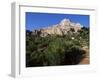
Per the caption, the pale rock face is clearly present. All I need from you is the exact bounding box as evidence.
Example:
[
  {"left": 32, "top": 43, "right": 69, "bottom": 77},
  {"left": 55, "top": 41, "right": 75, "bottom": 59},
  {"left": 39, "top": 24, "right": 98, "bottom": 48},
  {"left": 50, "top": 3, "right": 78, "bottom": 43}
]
[
  {"left": 60, "top": 18, "right": 70, "bottom": 27},
  {"left": 33, "top": 18, "right": 83, "bottom": 37},
  {"left": 74, "top": 23, "right": 83, "bottom": 32},
  {"left": 75, "top": 23, "right": 83, "bottom": 28},
  {"left": 40, "top": 26, "right": 63, "bottom": 36},
  {"left": 70, "top": 23, "right": 76, "bottom": 27}
]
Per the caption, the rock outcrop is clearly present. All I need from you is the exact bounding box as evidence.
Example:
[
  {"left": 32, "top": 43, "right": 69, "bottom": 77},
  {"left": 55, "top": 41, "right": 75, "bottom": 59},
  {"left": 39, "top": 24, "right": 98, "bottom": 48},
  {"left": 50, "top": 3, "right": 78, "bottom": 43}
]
[{"left": 32, "top": 18, "right": 83, "bottom": 37}]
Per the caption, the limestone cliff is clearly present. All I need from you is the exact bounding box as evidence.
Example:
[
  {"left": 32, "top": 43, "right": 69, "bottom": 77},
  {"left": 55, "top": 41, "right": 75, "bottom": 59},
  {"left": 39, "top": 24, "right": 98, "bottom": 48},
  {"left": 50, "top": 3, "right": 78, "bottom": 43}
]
[{"left": 32, "top": 18, "right": 83, "bottom": 37}]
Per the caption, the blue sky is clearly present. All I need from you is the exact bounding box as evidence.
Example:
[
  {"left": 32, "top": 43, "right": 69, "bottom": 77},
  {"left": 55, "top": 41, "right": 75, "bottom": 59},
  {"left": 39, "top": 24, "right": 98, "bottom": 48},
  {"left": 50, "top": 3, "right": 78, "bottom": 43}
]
[{"left": 26, "top": 12, "right": 90, "bottom": 31}]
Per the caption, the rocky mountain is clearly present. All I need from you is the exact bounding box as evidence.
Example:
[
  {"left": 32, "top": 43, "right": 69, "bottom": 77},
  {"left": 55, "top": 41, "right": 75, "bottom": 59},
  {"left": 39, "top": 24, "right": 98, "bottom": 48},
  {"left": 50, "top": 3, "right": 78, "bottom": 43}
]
[{"left": 32, "top": 18, "right": 83, "bottom": 37}]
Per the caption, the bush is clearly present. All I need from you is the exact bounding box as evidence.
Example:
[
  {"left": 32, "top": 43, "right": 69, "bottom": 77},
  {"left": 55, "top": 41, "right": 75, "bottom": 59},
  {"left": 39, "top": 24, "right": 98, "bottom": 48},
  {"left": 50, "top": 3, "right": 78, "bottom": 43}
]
[
  {"left": 26, "top": 30, "right": 87, "bottom": 67},
  {"left": 64, "top": 46, "right": 85, "bottom": 65}
]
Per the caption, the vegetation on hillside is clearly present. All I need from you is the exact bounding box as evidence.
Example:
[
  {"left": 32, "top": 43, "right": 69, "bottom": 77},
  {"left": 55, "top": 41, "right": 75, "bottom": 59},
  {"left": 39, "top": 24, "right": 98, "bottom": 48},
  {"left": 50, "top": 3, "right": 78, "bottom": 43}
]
[{"left": 26, "top": 27, "right": 89, "bottom": 67}]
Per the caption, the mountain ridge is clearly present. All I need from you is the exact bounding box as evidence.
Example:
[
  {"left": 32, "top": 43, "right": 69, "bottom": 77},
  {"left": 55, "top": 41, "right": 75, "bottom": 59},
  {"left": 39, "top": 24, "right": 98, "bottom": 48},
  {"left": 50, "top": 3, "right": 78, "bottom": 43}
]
[{"left": 32, "top": 18, "right": 83, "bottom": 37}]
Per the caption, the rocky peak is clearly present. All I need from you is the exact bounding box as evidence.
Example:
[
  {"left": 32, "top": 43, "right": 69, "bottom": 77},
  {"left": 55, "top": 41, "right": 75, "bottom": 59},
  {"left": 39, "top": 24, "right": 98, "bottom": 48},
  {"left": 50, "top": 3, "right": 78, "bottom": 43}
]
[
  {"left": 33, "top": 18, "right": 83, "bottom": 37},
  {"left": 60, "top": 18, "right": 70, "bottom": 26}
]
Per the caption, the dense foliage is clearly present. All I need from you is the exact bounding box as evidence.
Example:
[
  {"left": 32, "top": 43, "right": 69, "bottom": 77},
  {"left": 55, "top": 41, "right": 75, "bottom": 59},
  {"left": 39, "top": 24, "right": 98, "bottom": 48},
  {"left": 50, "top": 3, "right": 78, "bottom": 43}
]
[{"left": 26, "top": 27, "right": 89, "bottom": 67}]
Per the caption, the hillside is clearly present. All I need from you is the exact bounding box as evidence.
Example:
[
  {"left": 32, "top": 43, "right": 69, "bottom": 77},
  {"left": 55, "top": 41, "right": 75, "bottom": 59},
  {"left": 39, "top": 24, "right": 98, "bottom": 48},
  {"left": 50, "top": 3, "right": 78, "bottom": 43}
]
[{"left": 26, "top": 18, "right": 89, "bottom": 67}]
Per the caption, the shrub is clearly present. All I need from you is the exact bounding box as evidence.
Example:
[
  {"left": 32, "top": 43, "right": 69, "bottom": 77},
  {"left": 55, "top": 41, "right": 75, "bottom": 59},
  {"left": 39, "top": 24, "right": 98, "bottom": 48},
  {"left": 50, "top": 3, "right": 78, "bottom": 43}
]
[
  {"left": 64, "top": 46, "right": 85, "bottom": 65},
  {"left": 26, "top": 30, "right": 87, "bottom": 67}
]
